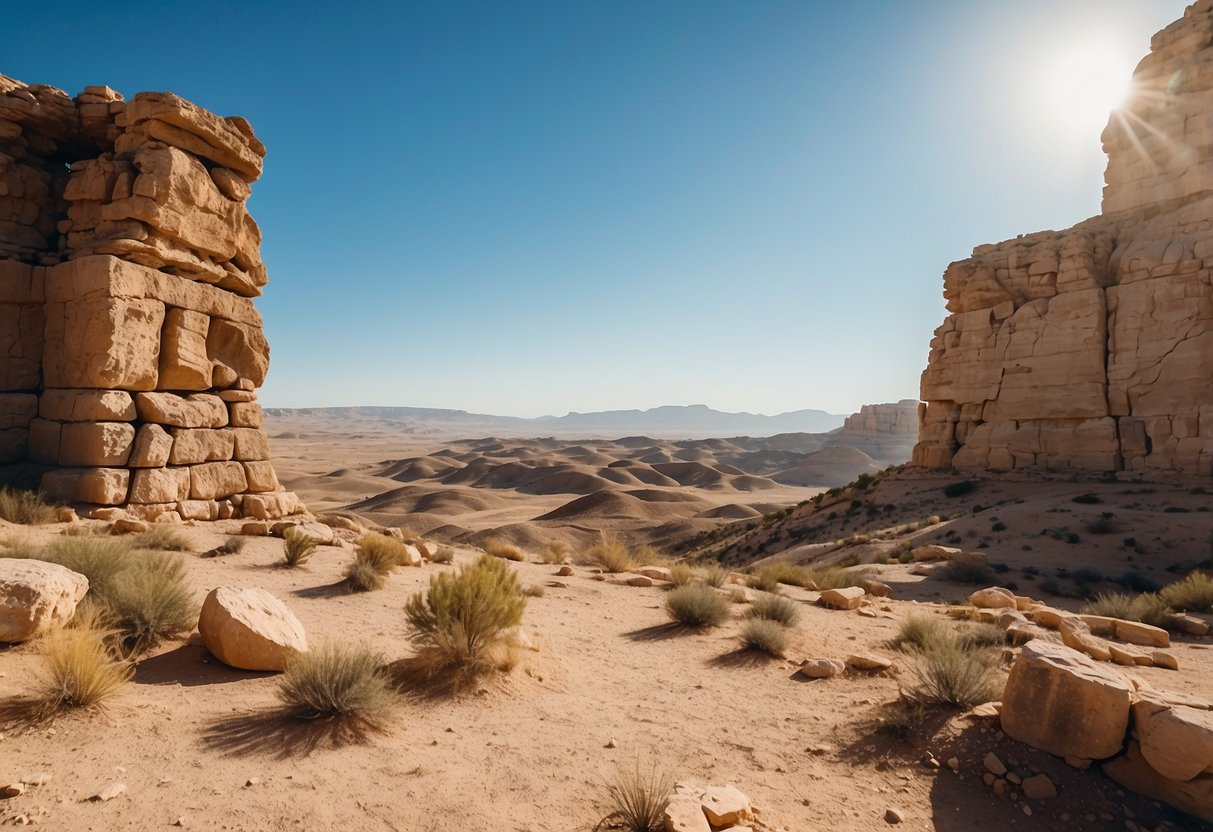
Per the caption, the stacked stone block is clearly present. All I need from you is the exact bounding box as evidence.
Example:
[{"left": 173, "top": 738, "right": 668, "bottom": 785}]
[
  {"left": 913, "top": 1, "right": 1213, "bottom": 479},
  {"left": 0, "top": 75, "right": 301, "bottom": 520}
]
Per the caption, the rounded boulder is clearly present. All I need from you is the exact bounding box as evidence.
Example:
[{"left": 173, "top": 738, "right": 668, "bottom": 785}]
[
  {"left": 198, "top": 586, "right": 308, "bottom": 671},
  {"left": 0, "top": 559, "right": 89, "bottom": 642}
]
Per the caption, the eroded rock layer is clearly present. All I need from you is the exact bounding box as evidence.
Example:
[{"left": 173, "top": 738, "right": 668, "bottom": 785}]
[
  {"left": 914, "top": 1, "right": 1213, "bottom": 478},
  {"left": 0, "top": 75, "right": 301, "bottom": 520}
]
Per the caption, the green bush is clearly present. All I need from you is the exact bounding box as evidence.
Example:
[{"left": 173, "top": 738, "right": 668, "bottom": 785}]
[
  {"left": 895, "top": 614, "right": 954, "bottom": 652},
  {"left": 665, "top": 583, "right": 729, "bottom": 628},
  {"left": 277, "top": 642, "right": 392, "bottom": 725},
  {"left": 0, "top": 487, "right": 57, "bottom": 525},
  {"left": 1082, "top": 592, "right": 1178, "bottom": 629},
  {"left": 39, "top": 536, "right": 133, "bottom": 598},
  {"left": 282, "top": 527, "right": 317, "bottom": 568},
  {"left": 403, "top": 555, "right": 526, "bottom": 674},
  {"left": 739, "top": 618, "right": 789, "bottom": 657},
  {"left": 748, "top": 593, "right": 799, "bottom": 626}
]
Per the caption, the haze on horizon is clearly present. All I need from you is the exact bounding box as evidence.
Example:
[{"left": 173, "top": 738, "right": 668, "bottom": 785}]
[{"left": 2, "top": 0, "right": 1188, "bottom": 419}]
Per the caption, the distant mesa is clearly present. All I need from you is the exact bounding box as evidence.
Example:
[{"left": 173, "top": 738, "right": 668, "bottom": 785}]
[
  {"left": 914, "top": 5, "right": 1213, "bottom": 477},
  {"left": 0, "top": 75, "right": 300, "bottom": 521}
]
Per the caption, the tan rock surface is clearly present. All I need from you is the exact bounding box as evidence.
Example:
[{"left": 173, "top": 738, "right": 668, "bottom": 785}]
[
  {"left": 197, "top": 586, "right": 307, "bottom": 672},
  {"left": 0, "top": 558, "right": 89, "bottom": 642}
]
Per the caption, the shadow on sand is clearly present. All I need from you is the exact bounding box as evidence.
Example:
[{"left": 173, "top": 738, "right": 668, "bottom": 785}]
[{"left": 200, "top": 707, "right": 386, "bottom": 758}]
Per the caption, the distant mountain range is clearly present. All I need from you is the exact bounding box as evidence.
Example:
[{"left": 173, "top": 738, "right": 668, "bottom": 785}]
[{"left": 262, "top": 403, "right": 847, "bottom": 439}]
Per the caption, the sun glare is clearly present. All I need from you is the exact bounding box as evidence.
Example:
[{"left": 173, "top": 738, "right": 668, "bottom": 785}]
[{"left": 1040, "top": 40, "right": 1137, "bottom": 137}]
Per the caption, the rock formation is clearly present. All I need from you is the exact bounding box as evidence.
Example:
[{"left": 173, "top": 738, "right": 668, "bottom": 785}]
[
  {"left": 914, "top": 2, "right": 1213, "bottom": 478},
  {"left": 0, "top": 75, "right": 301, "bottom": 520}
]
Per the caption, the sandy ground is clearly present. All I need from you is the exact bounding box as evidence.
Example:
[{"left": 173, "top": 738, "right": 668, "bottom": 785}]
[{"left": 1, "top": 516, "right": 1210, "bottom": 832}]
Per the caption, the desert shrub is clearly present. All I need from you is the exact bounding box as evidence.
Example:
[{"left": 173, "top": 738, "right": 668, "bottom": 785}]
[
  {"left": 959, "top": 622, "right": 1006, "bottom": 649},
  {"left": 1072, "top": 567, "right": 1104, "bottom": 585},
  {"left": 99, "top": 552, "right": 196, "bottom": 655},
  {"left": 811, "top": 566, "right": 864, "bottom": 590},
  {"left": 202, "top": 536, "right": 247, "bottom": 557},
  {"left": 739, "top": 618, "right": 789, "bottom": 657},
  {"left": 282, "top": 527, "right": 317, "bottom": 568},
  {"left": 0, "top": 487, "right": 57, "bottom": 525},
  {"left": 1085, "top": 513, "right": 1118, "bottom": 534},
  {"left": 1072, "top": 493, "right": 1103, "bottom": 504},
  {"left": 35, "top": 608, "right": 132, "bottom": 711},
  {"left": 878, "top": 699, "right": 925, "bottom": 740},
  {"left": 40, "top": 536, "right": 134, "bottom": 599},
  {"left": 748, "top": 593, "right": 799, "bottom": 626},
  {"left": 903, "top": 643, "right": 1000, "bottom": 708},
  {"left": 483, "top": 536, "right": 525, "bottom": 562},
  {"left": 745, "top": 569, "right": 780, "bottom": 593},
  {"left": 523, "top": 584, "right": 546, "bottom": 598},
  {"left": 129, "top": 525, "right": 192, "bottom": 552},
  {"left": 936, "top": 559, "right": 996, "bottom": 585},
  {"left": 747, "top": 562, "right": 820, "bottom": 591},
  {"left": 0, "top": 536, "right": 40, "bottom": 558},
  {"left": 895, "top": 614, "right": 953, "bottom": 652},
  {"left": 1161, "top": 572, "right": 1213, "bottom": 612},
  {"left": 632, "top": 544, "right": 664, "bottom": 567},
  {"left": 1082, "top": 592, "right": 1177, "bottom": 629},
  {"left": 277, "top": 642, "right": 392, "bottom": 726},
  {"left": 1116, "top": 570, "right": 1161, "bottom": 593},
  {"left": 943, "top": 480, "right": 976, "bottom": 498},
  {"left": 344, "top": 536, "right": 401, "bottom": 592},
  {"left": 665, "top": 583, "right": 729, "bottom": 628},
  {"left": 403, "top": 555, "right": 526, "bottom": 674},
  {"left": 668, "top": 563, "right": 696, "bottom": 586},
  {"left": 599, "top": 763, "right": 672, "bottom": 832},
  {"left": 584, "top": 533, "right": 633, "bottom": 573},
  {"left": 702, "top": 564, "right": 728, "bottom": 588},
  {"left": 431, "top": 544, "right": 456, "bottom": 564},
  {"left": 59, "top": 523, "right": 106, "bottom": 537},
  {"left": 539, "top": 539, "right": 569, "bottom": 564},
  {"left": 727, "top": 587, "right": 749, "bottom": 604}
]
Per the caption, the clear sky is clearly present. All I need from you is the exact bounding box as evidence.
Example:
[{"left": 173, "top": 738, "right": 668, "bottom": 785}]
[{"left": 2, "top": 1, "right": 1189, "bottom": 417}]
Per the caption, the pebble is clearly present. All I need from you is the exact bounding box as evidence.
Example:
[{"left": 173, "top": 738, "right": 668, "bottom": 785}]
[
  {"left": 604, "top": 738, "right": 617, "bottom": 749},
  {"left": 91, "top": 783, "right": 126, "bottom": 802},
  {"left": 984, "top": 752, "right": 1007, "bottom": 776},
  {"left": 2, "top": 783, "right": 25, "bottom": 798},
  {"left": 20, "top": 774, "right": 50, "bottom": 787},
  {"left": 946, "top": 757, "right": 959, "bottom": 772},
  {"left": 884, "top": 807, "right": 904, "bottom": 824}
]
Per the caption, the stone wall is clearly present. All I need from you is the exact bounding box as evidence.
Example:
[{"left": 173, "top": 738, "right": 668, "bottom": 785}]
[
  {"left": 913, "top": 1, "right": 1213, "bottom": 478},
  {"left": 0, "top": 75, "right": 302, "bottom": 520}
]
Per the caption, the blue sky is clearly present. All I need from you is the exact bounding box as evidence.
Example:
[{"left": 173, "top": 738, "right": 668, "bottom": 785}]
[{"left": 3, "top": 1, "right": 1188, "bottom": 417}]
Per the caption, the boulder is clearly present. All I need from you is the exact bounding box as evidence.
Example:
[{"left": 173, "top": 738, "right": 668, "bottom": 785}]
[
  {"left": 1021, "top": 774, "right": 1057, "bottom": 800},
  {"left": 846, "top": 653, "right": 893, "bottom": 672},
  {"left": 663, "top": 795, "right": 710, "bottom": 832},
  {"left": 1104, "top": 741, "right": 1213, "bottom": 822},
  {"left": 700, "top": 785, "right": 749, "bottom": 827},
  {"left": 627, "top": 575, "right": 654, "bottom": 588},
  {"left": 197, "top": 586, "right": 307, "bottom": 671},
  {"left": 1135, "top": 701, "right": 1213, "bottom": 782},
  {"left": 0, "top": 559, "right": 89, "bottom": 642},
  {"left": 969, "top": 586, "right": 1016, "bottom": 609},
  {"left": 1001, "top": 640, "right": 1132, "bottom": 760},
  {"left": 819, "top": 586, "right": 865, "bottom": 610},
  {"left": 911, "top": 544, "right": 963, "bottom": 562},
  {"left": 1114, "top": 619, "right": 1170, "bottom": 649},
  {"left": 859, "top": 578, "right": 891, "bottom": 597},
  {"left": 634, "top": 566, "right": 672, "bottom": 583},
  {"left": 799, "top": 658, "right": 845, "bottom": 679}
]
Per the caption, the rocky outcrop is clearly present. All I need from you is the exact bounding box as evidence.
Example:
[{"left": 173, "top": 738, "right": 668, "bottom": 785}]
[
  {"left": 829, "top": 399, "right": 918, "bottom": 465},
  {"left": 914, "top": 2, "right": 1213, "bottom": 477},
  {"left": 0, "top": 76, "right": 301, "bottom": 520}
]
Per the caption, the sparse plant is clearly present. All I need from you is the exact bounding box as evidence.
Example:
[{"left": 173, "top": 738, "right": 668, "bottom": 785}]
[
  {"left": 959, "top": 622, "right": 1006, "bottom": 649},
  {"left": 739, "top": 618, "right": 789, "bottom": 657},
  {"left": 130, "top": 525, "right": 192, "bottom": 552},
  {"left": 943, "top": 480, "right": 976, "bottom": 498},
  {"left": 282, "top": 527, "right": 317, "bottom": 568},
  {"left": 1161, "top": 572, "right": 1213, "bottom": 612},
  {"left": 277, "top": 642, "right": 392, "bottom": 726},
  {"left": 598, "top": 762, "right": 672, "bottom": 832},
  {"left": 1072, "top": 493, "right": 1103, "bottom": 504},
  {"left": 431, "top": 544, "right": 456, "bottom": 564},
  {"left": 35, "top": 609, "right": 132, "bottom": 712},
  {"left": 895, "top": 614, "right": 953, "bottom": 652},
  {"left": 632, "top": 544, "right": 664, "bottom": 567},
  {"left": 584, "top": 532, "right": 634, "bottom": 573},
  {"left": 344, "top": 535, "right": 401, "bottom": 592},
  {"left": 483, "top": 536, "right": 525, "bottom": 562},
  {"left": 748, "top": 593, "right": 799, "bottom": 626},
  {"left": 1085, "top": 512, "right": 1119, "bottom": 534},
  {"left": 0, "top": 487, "right": 57, "bottom": 525},
  {"left": 40, "top": 536, "right": 134, "bottom": 599},
  {"left": 202, "top": 536, "right": 247, "bottom": 557},
  {"left": 668, "top": 563, "right": 696, "bottom": 586},
  {"left": 1082, "top": 591, "right": 1178, "bottom": 629},
  {"left": 702, "top": 564, "right": 728, "bottom": 589},
  {"left": 523, "top": 584, "right": 546, "bottom": 598},
  {"left": 403, "top": 555, "right": 526, "bottom": 676},
  {"left": 540, "top": 539, "right": 570, "bottom": 564},
  {"left": 903, "top": 643, "right": 1001, "bottom": 708},
  {"left": 99, "top": 552, "right": 196, "bottom": 655},
  {"left": 728, "top": 588, "right": 750, "bottom": 604},
  {"left": 936, "top": 559, "right": 996, "bottom": 585},
  {"left": 665, "top": 583, "right": 729, "bottom": 628}
]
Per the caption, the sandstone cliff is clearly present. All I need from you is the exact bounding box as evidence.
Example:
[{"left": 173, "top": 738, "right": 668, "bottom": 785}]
[
  {"left": 914, "top": 1, "right": 1213, "bottom": 478},
  {"left": 0, "top": 76, "right": 301, "bottom": 520}
]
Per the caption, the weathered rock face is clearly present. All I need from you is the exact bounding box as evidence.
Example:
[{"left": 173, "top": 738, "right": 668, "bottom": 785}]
[
  {"left": 0, "top": 558, "right": 89, "bottom": 642},
  {"left": 197, "top": 586, "right": 308, "bottom": 672},
  {"left": 914, "top": 2, "right": 1213, "bottom": 478},
  {"left": 0, "top": 75, "right": 301, "bottom": 520}
]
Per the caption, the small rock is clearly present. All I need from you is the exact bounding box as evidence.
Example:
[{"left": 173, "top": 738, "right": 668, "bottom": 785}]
[
  {"left": 846, "top": 653, "right": 893, "bottom": 672},
  {"left": 19, "top": 773, "right": 49, "bottom": 787},
  {"left": 112, "top": 518, "right": 149, "bottom": 534},
  {"left": 604, "top": 738, "right": 617, "bottom": 749},
  {"left": 245, "top": 778, "right": 259, "bottom": 787},
  {"left": 54, "top": 507, "right": 78, "bottom": 523},
  {"left": 819, "top": 587, "right": 865, "bottom": 610},
  {"left": 946, "top": 757, "right": 959, "bottom": 772},
  {"left": 2, "top": 783, "right": 25, "bottom": 798},
  {"left": 1021, "top": 774, "right": 1057, "bottom": 799},
  {"left": 626, "top": 575, "right": 654, "bottom": 588},
  {"left": 884, "top": 807, "right": 904, "bottom": 824},
  {"left": 91, "top": 782, "right": 126, "bottom": 801},
  {"left": 591, "top": 574, "right": 606, "bottom": 582},
  {"left": 701, "top": 784, "right": 750, "bottom": 826},
  {"left": 664, "top": 795, "right": 711, "bottom": 832},
  {"left": 1151, "top": 650, "right": 1179, "bottom": 671},
  {"left": 556, "top": 566, "right": 574, "bottom": 577},
  {"left": 798, "top": 658, "right": 845, "bottom": 679},
  {"left": 984, "top": 752, "right": 1007, "bottom": 776},
  {"left": 1065, "top": 755, "right": 1092, "bottom": 770}
]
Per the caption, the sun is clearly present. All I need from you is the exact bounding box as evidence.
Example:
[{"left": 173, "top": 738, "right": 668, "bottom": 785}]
[{"left": 1038, "top": 40, "right": 1138, "bottom": 138}]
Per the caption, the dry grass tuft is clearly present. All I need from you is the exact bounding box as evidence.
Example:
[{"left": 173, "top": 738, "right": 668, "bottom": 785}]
[
  {"left": 282, "top": 527, "right": 318, "bottom": 568},
  {"left": 702, "top": 564, "right": 728, "bottom": 589},
  {"left": 129, "top": 525, "right": 193, "bottom": 552},
  {"left": 403, "top": 555, "right": 526, "bottom": 678},
  {"left": 1082, "top": 591, "right": 1178, "bottom": 629},
  {"left": 483, "top": 536, "right": 525, "bottom": 562},
  {"left": 431, "top": 544, "right": 456, "bottom": 564},
  {"left": 895, "top": 614, "right": 954, "bottom": 652},
  {"left": 277, "top": 642, "right": 393, "bottom": 726},
  {"left": 748, "top": 592, "right": 799, "bottom": 626},
  {"left": 1161, "top": 572, "right": 1213, "bottom": 613},
  {"left": 903, "top": 642, "right": 1001, "bottom": 708},
  {"left": 596, "top": 762, "right": 673, "bottom": 832},
  {"left": 0, "top": 487, "right": 57, "bottom": 525},
  {"left": 36, "top": 609, "right": 132, "bottom": 713},
  {"left": 99, "top": 552, "right": 196, "bottom": 655},
  {"left": 668, "top": 563, "right": 696, "bottom": 586},
  {"left": 739, "top": 618, "right": 789, "bottom": 657},
  {"left": 665, "top": 583, "right": 730, "bottom": 628},
  {"left": 539, "top": 539, "right": 570, "bottom": 564},
  {"left": 584, "top": 532, "right": 634, "bottom": 573},
  {"left": 345, "top": 535, "right": 405, "bottom": 591}
]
